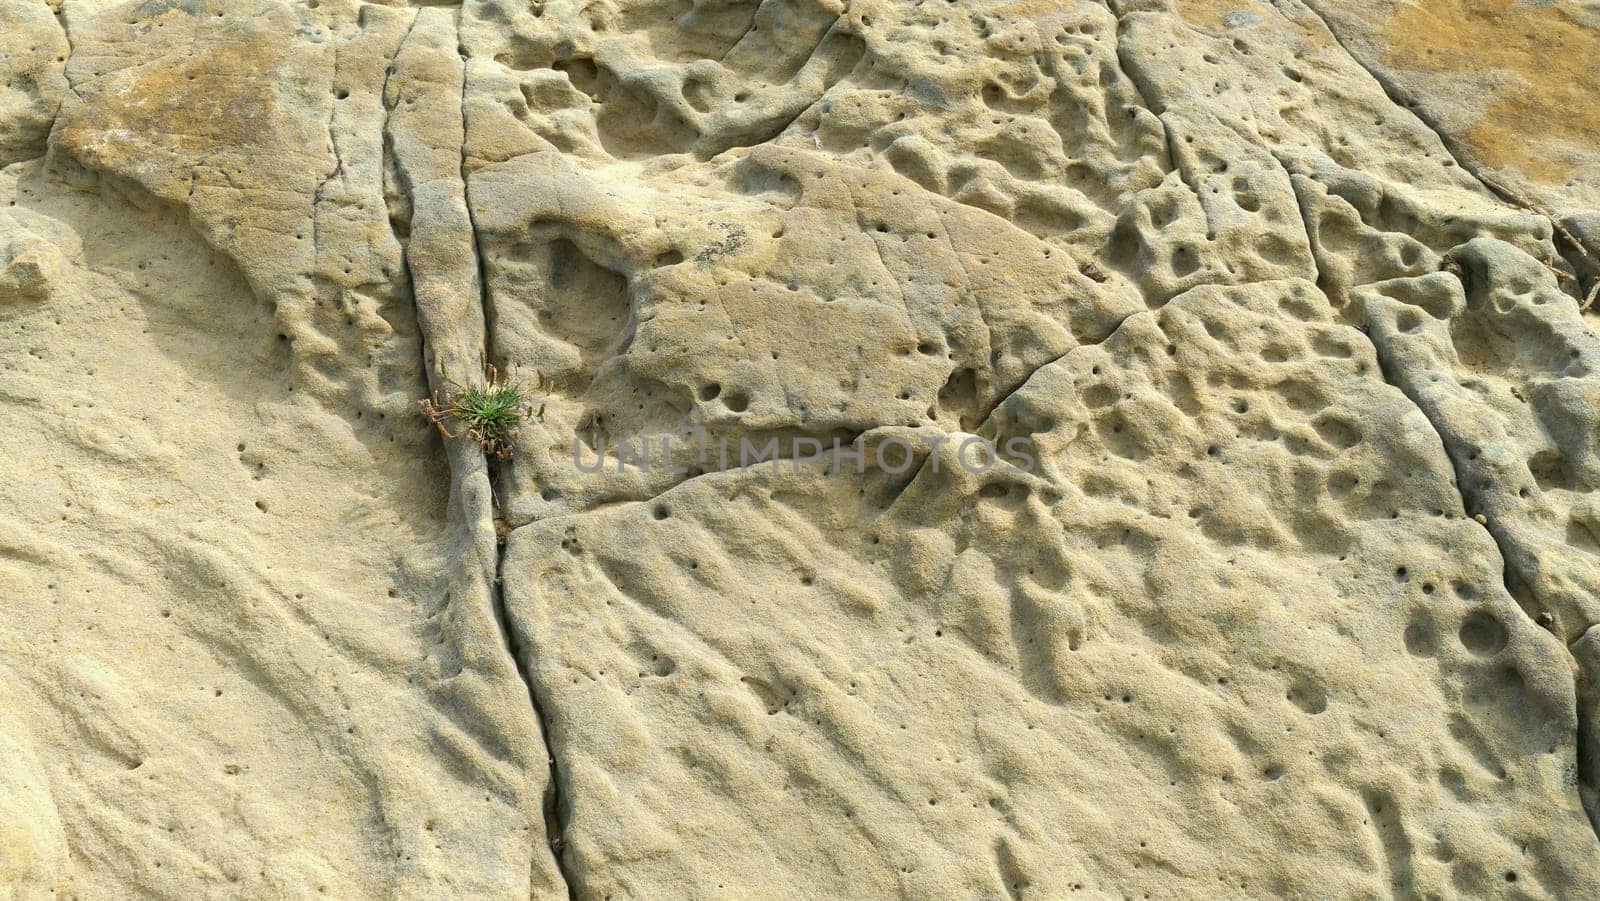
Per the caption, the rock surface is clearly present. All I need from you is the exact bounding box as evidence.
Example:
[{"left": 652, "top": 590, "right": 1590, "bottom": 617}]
[
  {"left": 1299, "top": 0, "right": 1600, "bottom": 278},
  {"left": 2, "top": 0, "right": 1599, "bottom": 897}
]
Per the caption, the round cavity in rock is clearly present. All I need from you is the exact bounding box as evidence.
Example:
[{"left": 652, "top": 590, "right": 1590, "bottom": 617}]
[{"left": 1458, "top": 610, "right": 1507, "bottom": 656}]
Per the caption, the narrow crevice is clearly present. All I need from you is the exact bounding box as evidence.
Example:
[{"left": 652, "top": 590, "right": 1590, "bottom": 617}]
[
  {"left": 379, "top": 13, "right": 576, "bottom": 891},
  {"left": 1102, "top": 3, "right": 1166, "bottom": 121},
  {"left": 379, "top": 14, "right": 420, "bottom": 260},
  {"left": 1103, "top": 2, "right": 1177, "bottom": 179},
  {"left": 1358, "top": 307, "right": 1481, "bottom": 532},
  {"left": 489, "top": 509, "right": 578, "bottom": 901},
  {"left": 1575, "top": 631, "right": 1600, "bottom": 836},
  {"left": 452, "top": 17, "right": 579, "bottom": 899},
  {"left": 49, "top": 0, "right": 84, "bottom": 104},
  {"left": 28, "top": 0, "right": 82, "bottom": 164}
]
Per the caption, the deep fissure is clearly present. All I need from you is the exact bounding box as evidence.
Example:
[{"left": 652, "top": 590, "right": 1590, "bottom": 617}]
[{"left": 426, "top": 14, "right": 580, "bottom": 896}]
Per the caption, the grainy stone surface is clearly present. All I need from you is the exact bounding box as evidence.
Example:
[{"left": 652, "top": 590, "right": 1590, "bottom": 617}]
[{"left": 2, "top": 0, "right": 1599, "bottom": 897}]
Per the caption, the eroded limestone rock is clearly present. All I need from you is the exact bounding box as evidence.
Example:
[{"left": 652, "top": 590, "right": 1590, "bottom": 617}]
[
  {"left": 3, "top": 0, "right": 1599, "bottom": 896},
  {"left": 506, "top": 278, "right": 1599, "bottom": 896}
]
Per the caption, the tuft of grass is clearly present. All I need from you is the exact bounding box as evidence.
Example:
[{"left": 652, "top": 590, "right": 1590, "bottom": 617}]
[{"left": 419, "top": 363, "right": 544, "bottom": 460}]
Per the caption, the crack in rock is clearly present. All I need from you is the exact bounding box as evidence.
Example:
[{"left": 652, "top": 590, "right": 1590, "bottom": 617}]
[{"left": 5, "top": 0, "right": 1600, "bottom": 895}]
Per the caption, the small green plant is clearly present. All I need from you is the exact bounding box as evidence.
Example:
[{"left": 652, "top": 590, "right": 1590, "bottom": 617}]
[{"left": 419, "top": 363, "right": 545, "bottom": 460}]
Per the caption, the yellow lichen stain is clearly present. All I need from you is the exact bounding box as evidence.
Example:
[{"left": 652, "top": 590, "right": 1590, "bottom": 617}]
[
  {"left": 59, "top": 16, "right": 291, "bottom": 193},
  {"left": 103, "top": 39, "right": 284, "bottom": 150},
  {"left": 1383, "top": 0, "right": 1600, "bottom": 183}
]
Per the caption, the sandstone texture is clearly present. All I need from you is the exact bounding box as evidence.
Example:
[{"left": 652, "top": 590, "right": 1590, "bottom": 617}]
[
  {"left": 2, "top": 0, "right": 1599, "bottom": 897},
  {"left": 1297, "top": 0, "right": 1600, "bottom": 282}
]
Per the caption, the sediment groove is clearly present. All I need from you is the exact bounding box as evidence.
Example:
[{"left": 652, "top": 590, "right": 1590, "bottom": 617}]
[{"left": 490, "top": 514, "right": 578, "bottom": 901}]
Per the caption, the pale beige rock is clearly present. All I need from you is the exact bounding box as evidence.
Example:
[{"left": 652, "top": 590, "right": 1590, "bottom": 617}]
[
  {"left": 0, "top": 156, "right": 554, "bottom": 896},
  {"left": 468, "top": 145, "right": 1142, "bottom": 523},
  {"left": 1, "top": 0, "right": 558, "bottom": 894},
  {"left": 4, "top": 0, "right": 1600, "bottom": 897},
  {"left": 505, "top": 278, "right": 1600, "bottom": 896},
  {"left": 1356, "top": 239, "right": 1600, "bottom": 642}
]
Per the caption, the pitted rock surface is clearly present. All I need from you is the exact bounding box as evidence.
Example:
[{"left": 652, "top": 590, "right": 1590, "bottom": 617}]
[{"left": 2, "top": 0, "right": 1598, "bottom": 897}]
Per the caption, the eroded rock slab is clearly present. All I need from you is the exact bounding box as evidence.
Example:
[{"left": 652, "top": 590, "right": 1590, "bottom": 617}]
[
  {"left": 4, "top": 0, "right": 1600, "bottom": 896},
  {"left": 2, "top": 1, "right": 559, "bottom": 895},
  {"left": 505, "top": 279, "right": 1598, "bottom": 897}
]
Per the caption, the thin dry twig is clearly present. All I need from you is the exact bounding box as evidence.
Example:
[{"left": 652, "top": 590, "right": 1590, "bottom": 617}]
[{"left": 1475, "top": 170, "right": 1599, "bottom": 301}]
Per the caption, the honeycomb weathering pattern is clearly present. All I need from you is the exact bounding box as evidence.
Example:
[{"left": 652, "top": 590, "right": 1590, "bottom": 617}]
[{"left": 2, "top": 0, "right": 1599, "bottom": 896}]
